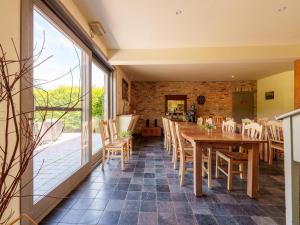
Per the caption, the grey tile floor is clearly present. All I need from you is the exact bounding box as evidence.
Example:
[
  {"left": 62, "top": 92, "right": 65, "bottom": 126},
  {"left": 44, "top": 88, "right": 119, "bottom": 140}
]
[{"left": 41, "top": 137, "right": 286, "bottom": 225}]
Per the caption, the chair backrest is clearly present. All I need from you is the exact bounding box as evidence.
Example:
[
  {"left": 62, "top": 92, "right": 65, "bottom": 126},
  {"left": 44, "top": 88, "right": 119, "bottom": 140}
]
[
  {"left": 175, "top": 122, "right": 185, "bottom": 157},
  {"left": 225, "top": 117, "right": 234, "bottom": 121},
  {"left": 222, "top": 120, "right": 236, "bottom": 133},
  {"left": 241, "top": 118, "right": 254, "bottom": 134},
  {"left": 242, "top": 118, "right": 253, "bottom": 124},
  {"left": 162, "top": 117, "right": 166, "bottom": 134},
  {"left": 168, "top": 120, "right": 177, "bottom": 147},
  {"left": 99, "top": 120, "right": 111, "bottom": 146},
  {"left": 128, "top": 115, "right": 139, "bottom": 133},
  {"left": 164, "top": 118, "right": 172, "bottom": 140},
  {"left": 257, "top": 117, "right": 269, "bottom": 125},
  {"left": 266, "top": 120, "right": 283, "bottom": 142},
  {"left": 205, "top": 118, "right": 213, "bottom": 125},
  {"left": 213, "top": 116, "right": 223, "bottom": 125},
  {"left": 203, "top": 115, "right": 210, "bottom": 122},
  {"left": 242, "top": 122, "right": 263, "bottom": 139},
  {"left": 109, "top": 119, "right": 118, "bottom": 140},
  {"left": 197, "top": 117, "right": 203, "bottom": 126}
]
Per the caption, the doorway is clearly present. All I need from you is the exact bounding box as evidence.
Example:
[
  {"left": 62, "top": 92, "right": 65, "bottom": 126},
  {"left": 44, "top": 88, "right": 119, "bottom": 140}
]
[{"left": 232, "top": 92, "right": 254, "bottom": 122}]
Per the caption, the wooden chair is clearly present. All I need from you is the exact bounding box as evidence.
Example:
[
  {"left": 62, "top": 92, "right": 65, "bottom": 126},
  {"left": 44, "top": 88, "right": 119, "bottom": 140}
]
[
  {"left": 99, "top": 120, "right": 128, "bottom": 170},
  {"left": 266, "top": 120, "right": 284, "bottom": 165},
  {"left": 169, "top": 119, "right": 193, "bottom": 169},
  {"left": 109, "top": 119, "right": 133, "bottom": 156},
  {"left": 222, "top": 120, "right": 236, "bottom": 133},
  {"left": 213, "top": 116, "right": 223, "bottom": 126},
  {"left": 162, "top": 117, "right": 167, "bottom": 149},
  {"left": 203, "top": 115, "right": 210, "bottom": 123},
  {"left": 216, "top": 122, "right": 262, "bottom": 191},
  {"left": 197, "top": 117, "right": 203, "bottom": 126},
  {"left": 257, "top": 118, "right": 269, "bottom": 162},
  {"left": 163, "top": 117, "right": 172, "bottom": 154},
  {"left": 241, "top": 118, "right": 254, "bottom": 134},
  {"left": 175, "top": 122, "right": 212, "bottom": 188}
]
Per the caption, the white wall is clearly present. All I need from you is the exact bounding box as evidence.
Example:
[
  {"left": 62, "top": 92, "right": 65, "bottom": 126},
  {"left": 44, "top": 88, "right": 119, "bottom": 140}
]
[
  {"left": 257, "top": 70, "right": 294, "bottom": 119},
  {"left": 0, "top": 0, "right": 21, "bottom": 223}
]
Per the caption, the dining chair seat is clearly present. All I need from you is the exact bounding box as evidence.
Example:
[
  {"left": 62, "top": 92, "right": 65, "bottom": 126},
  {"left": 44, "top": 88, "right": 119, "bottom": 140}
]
[
  {"left": 217, "top": 151, "right": 248, "bottom": 162},
  {"left": 106, "top": 141, "right": 127, "bottom": 148}
]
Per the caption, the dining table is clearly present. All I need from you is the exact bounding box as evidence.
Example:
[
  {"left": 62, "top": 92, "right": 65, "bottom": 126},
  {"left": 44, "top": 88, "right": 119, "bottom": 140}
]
[{"left": 179, "top": 122, "right": 266, "bottom": 199}]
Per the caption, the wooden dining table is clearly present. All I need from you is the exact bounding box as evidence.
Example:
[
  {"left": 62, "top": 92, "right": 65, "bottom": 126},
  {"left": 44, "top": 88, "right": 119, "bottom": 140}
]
[{"left": 179, "top": 122, "right": 266, "bottom": 199}]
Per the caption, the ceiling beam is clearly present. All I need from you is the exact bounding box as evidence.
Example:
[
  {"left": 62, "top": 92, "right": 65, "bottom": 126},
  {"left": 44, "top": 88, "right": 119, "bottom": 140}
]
[{"left": 108, "top": 45, "right": 300, "bottom": 65}]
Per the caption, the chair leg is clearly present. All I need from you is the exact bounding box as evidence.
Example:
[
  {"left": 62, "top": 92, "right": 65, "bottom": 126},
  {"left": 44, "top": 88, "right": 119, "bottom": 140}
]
[
  {"left": 269, "top": 148, "right": 273, "bottom": 165},
  {"left": 239, "top": 163, "right": 244, "bottom": 179},
  {"left": 102, "top": 149, "right": 106, "bottom": 170},
  {"left": 227, "top": 160, "right": 233, "bottom": 191},
  {"left": 121, "top": 147, "right": 125, "bottom": 170},
  {"left": 173, "top": 149, "right": 177, "bottom": 170},
  {"left": 207, "top": 150, "right": 212, "bottom": 189},
  {"left": 178, "top": 157, "right": 182, "bottom": 176},
  {"left": 202, "top": 161, "right": 206, "bottom": 177},
  {"left": 180, "top": 158, "right": 185, "bottom": 186},
  {"left": 107, "top": 149, "right": 110, "bottom": 161},
  {"left": 215, "top": 153, "right": 219, "bottom": 178},
  {"left": 130, "top": 139, "right": 133, "bottom": 155}
]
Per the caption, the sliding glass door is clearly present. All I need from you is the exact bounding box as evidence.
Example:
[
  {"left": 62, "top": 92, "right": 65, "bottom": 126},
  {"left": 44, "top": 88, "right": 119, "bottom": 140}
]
[
  {"left": 23, "top": 2, "right": 111, "bottom": 220},
  {"left": 33, "top": 8, "right": 87, "bottom": 203}
]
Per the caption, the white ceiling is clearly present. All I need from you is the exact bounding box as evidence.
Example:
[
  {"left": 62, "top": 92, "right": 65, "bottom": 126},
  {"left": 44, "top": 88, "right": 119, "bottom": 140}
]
[
  {"left": 76, "top": 0, "right": 300, "bottom": 49},
  {"left": 121, "top": 61, "right": 293, "bottom": 81},
  {"left": 75, "top": 0, "right": 299, "bottom": 81}
]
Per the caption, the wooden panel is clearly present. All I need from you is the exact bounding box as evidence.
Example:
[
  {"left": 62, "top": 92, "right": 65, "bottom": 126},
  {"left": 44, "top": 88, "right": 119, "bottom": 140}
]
[
  {"left": 295, "top": 60, "right": 300, "bottom": 109},
  {"left": 232, "top": 92, "right": 254, "bottom": 122}
]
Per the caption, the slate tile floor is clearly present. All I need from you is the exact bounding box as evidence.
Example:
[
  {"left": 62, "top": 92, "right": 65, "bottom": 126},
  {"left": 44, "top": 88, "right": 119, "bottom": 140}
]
[{"left": 41, "top": 137, "right": 286, "bottom": 225}]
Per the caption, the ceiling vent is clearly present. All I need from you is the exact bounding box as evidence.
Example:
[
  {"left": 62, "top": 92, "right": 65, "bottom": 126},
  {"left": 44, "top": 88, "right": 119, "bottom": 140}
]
[{"left": 89, "top": 21, "right": 106, "bottom": 38}]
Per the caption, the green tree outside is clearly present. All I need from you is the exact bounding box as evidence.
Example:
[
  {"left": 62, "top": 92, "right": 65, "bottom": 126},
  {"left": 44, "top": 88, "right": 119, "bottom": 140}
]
[{"left": 34, "top": 86, "right": 104, "bottom": 132}]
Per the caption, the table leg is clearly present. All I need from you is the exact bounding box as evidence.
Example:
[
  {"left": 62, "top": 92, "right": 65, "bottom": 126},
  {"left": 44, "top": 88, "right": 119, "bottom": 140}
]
[
  {"left": 247, "top": 143, "right": 259, "bottom": 198},
  {"left": 193, "top": 142, "right": 202, "bottom": 197}
]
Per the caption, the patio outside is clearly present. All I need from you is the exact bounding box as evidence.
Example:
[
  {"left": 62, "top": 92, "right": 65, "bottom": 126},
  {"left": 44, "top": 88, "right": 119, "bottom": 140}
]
[{"left": 33, "top": 132, "right": 102, "bottom": 203}]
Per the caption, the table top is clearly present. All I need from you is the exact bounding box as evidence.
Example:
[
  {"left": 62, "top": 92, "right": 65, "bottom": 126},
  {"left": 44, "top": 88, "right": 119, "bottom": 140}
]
[{"left": 178, "top": 122, "right": 266, "bottom": 144}]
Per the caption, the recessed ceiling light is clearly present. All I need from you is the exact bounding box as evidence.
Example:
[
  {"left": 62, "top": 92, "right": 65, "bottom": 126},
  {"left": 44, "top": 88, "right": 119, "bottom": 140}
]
[
  {"left": 175, "top": 9, "right": 183, "bottom": 15},
  {"left": 231, "top": 75, "right": 235, "bottom": 78}
]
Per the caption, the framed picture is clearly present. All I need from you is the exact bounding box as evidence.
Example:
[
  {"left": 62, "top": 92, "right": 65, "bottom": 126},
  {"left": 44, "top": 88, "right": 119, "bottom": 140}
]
[
  {"left": 122, "top": 78, "right": 129, "bottom": 100},
  {"left": 265, "top": 91, "right": 274, "bottom": 100}
]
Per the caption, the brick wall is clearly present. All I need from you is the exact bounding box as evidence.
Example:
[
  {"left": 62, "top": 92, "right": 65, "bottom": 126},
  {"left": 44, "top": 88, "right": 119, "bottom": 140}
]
[{"left": 131, "top": 81, "right": 257, "bottom": 132}]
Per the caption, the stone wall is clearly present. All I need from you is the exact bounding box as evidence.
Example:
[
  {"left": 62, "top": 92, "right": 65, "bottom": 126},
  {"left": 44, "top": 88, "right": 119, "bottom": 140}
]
[{"left": 131, "top": 81, "right": 257, "bottom": 132}]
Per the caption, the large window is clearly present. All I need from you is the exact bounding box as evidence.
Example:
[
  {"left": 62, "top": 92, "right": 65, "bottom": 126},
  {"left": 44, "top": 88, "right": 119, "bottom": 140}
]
[
  {"left": 91, "top": 62, "right": 107, "bottom": 154},
  {"left": 33, "top": 9, "right": 86, "bottom": 202}
]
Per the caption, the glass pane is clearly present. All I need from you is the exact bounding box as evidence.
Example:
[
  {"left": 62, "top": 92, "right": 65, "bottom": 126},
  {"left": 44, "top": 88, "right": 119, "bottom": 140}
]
[
  {"left": 91, "top": 63, "right": 106, "bottom": 154},
  {"left": 33, "top": 9, "right": 83, "bottom": 203}
]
